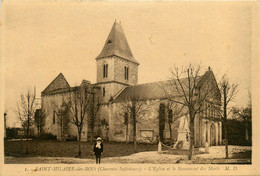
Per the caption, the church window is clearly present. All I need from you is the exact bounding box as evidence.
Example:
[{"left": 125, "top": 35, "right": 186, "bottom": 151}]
[
  {"left": 53, "top": 111, "right": 56, "bottom": 124},
  {"left": 103, "top": 64, "right": 108, "bottom": 78},
  {"left": 124, "top": 66, "right": 129, "bottom": 80},
  {"left": 103, "top": 87, "right": 106, "bottom": 97}
]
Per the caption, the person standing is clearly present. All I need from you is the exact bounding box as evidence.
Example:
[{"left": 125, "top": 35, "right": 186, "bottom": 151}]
[{"left": 93, "top": 137, "right": 103, "bottom": 164}]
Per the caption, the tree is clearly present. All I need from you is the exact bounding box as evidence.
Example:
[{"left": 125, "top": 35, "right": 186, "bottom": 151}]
[
  {"left": 16, "top": 88, "right": 37, "bottom": 154},
  {"left": 100, "top": 119, "right": 109, "bottom": 141},
  {"left": 166, "top": 103, "right": 186, "bottom": 144},
  {"left": 232, "top": 91, "right": 251, "bottom": 142},
  {"left": 34, "top": 109, "right": 45, "bottom": 138},
  {"left": 89, "top": 87, "right": 100, "bottom": 143},
  {"left": 124, "top": 112, "right": 129, "bottom": 144},
  {"left": 119, "top": 95, "right": 150, "bottom": 152},
  {"left": 161, "top": 65, "right": 220, "bottom": 160},
  {"left": 66, "top": 84, "right": 93, "bottom": 156},
  {"left": 158, "top": 103, "right": 166, "bottom": 143},
  {"left": 218, "top": 75, "right": 238, "bottom": 158},
  {"left": 50, "top": 99, "right": 69, "bottom": 141}
]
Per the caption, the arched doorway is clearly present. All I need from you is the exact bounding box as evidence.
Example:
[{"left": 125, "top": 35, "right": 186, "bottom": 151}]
[{"left": 210, "top": 123, "right": 216, "bottom": 146}]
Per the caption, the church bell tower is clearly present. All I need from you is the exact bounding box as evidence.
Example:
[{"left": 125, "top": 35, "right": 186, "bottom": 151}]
[{"left": 95, "top": 20, "right": 139, "bottom": 103}]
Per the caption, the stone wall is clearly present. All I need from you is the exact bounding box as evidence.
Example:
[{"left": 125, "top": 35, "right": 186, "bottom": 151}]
[
  {"left": 96, "top": 56, "right": 138, "bottom": 103},
  {"left": 96, "top": 56, "right": 138, "bottom": 86},
  {"left": 107, "top": 99, "right": 183, "bottom": 143},
  {"left": 96, "top": 82, "right": 126, "bottom": 103},
  {"left": 41, "top": 92, "right": 89, "bottom": 141},
  {"left": 200, "top": 119, "right": 222, "bottom": 147},
  {"left": 42, "top": 93, "right": 78, "bottom": 137},
  {"left": 114, "top": 57, "right": 138, "bottom": 86},
  {"left": 96, "top": 56, "right": 115, "bottom": 84},
  {"left": 98, "top": 104, "right": 110, "bottom": 140}
]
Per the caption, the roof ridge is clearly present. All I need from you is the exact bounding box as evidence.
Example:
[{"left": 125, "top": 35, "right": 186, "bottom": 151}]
[
  {"left": 125, "top": 73, "right": 206, "bottom": 88},
  {"left": 127, "top": 80, "right": 165, "bottom": 87},
  {"left": 42, "top": 73, "right": 70, "bottom": 94}
]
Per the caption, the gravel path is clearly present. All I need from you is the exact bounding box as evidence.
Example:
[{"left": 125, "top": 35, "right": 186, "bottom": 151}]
[{"left": 5, "top": 145, "right": 251, "bottom": 164}]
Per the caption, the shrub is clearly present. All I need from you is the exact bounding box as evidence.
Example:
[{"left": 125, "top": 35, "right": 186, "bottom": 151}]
[{"left": 39, "top": 133, "right": 57, "bottom": 140}]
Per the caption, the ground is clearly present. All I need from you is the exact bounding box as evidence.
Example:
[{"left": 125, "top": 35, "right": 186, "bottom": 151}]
[{"left": 4, "top": 140, "right": 251, "bottom": 164}]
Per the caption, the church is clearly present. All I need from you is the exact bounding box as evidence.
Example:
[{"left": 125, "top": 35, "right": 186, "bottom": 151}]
[{"left": 40, "top": 21, "right": 222, "bottom": 148}]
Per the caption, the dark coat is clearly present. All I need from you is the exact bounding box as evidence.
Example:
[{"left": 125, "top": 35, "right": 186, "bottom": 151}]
[{"left": 93, "top": 142, "right": 103, "bottom": 156}]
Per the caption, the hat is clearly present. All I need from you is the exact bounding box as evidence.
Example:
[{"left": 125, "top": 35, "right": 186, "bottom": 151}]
[{"left": 96, "top": 137, "right": 102, "bottom": 141}]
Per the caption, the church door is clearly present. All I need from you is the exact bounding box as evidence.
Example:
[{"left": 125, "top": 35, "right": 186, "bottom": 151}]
[{"left": 210, "top": 123, "right": 216, "bottom": 146}]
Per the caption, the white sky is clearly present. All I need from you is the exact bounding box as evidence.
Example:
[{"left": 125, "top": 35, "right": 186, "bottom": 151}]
[{"left": 1, "top": 1, "right": 254, "bottom": 127}]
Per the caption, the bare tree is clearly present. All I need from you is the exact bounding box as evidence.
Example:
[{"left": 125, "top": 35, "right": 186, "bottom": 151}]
[
  {"left": 162, "top": 64, "right": 220, "bottom": 160},
  {"left": 66, "top": 84, "right": 93, "bottom": 156},
  {"left": 158, "top": 103, "right": 166, "bottom": 143},
  {"left": 124, "top": 112, "right": 129, "bottom": 144},
  {"left": 34, "top": 109, "right": 45, "bottom": 139},
  {"left": 231, "top": 91, "right": 251, "bottom": 142},
  {"left": 89, "top": 88, "right": 100, "bottom": 143},
  {"left": 16, "top": 87, "right": 37, "bottom": 154},
  {"left": 166, "top": 103, "right": 186, "bottom": 144},
  {"left": 119, "top": 95, "right": 150, "bottom": 152},
  {"left": 100, "top": 119, "right": 109, "bottom": 141},
  {"left": 232, "top": 105, "right": 251, "bottom": 142},
  {"left": 217, "top": 75, "right": 238, "bottom": 158},
  {"left": 50, "top": 99, "right": 69, "bottom": 141}
]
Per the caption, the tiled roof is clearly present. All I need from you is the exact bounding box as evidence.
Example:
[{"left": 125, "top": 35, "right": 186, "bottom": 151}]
[
  {"left": 42, "top": 74, "right": 93, "bottom": 96},
  {"left": 96, "top": 21, "right": 139, "bottom": 64},
  {"left": 113, "top": 70, "right": 214, "bottom": 103},
  {"left": 112, "top": 79, "right": 187, "bottom": 102},
  {"left": 112, "top": 81, "right": 166, "bottom": 102}
]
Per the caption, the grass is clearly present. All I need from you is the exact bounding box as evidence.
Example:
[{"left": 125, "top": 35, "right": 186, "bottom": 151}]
[
  {"left": 231, "top": 150, "right": 252, "bottom": 159},
  {"left": 5, "top": 141, "right": 252, "bottom": 164},
  {"left": 4, "top": 140, "right": 158, "bottom": 158}
]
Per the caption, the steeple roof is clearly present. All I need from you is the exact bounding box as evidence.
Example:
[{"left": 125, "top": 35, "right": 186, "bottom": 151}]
[{"left": 96, "top": 21, "right": 139, "bottom": 64}]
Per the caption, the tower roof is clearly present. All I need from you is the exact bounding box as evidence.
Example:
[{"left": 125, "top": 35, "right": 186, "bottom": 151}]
[{"left": 96, "top": 21, "right": 139, "bottom": 64}]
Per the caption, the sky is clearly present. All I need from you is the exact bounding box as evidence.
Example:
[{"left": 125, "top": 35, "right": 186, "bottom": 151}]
[{"left": 1, "top": 1, "right": 256, "bottom": 127}]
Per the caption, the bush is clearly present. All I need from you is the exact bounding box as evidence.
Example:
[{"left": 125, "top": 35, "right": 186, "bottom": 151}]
[
  {"left": 223, "top": 119, "right": 252, "bottom": 146},
  {"left": 66, "top": 135, "right": 77, "bottom": 141},
  {"left": 228, "top": 135, "right": 252, "bottom": 146},
  {"left": 39, "top": 133, "right": 57, "bottom": 140}
]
